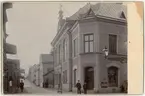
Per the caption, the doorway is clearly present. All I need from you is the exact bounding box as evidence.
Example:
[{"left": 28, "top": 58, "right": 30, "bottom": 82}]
[{"left": 84, "top": 67, "right": 94, "bottom": 90}]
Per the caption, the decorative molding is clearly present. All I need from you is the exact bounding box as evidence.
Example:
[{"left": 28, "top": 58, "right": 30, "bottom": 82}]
[{"left": 106, "top": 61, "right": 120, "bottom": 68}]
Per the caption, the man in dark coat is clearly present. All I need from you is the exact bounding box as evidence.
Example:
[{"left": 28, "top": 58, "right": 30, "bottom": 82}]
[
  {"left": 83, "top": 82, "right": 87, "bottom": 94},
  {"left": 76, "top": 80, "right": 81, "bottom": 94},
  {"left": 20, "top": 80, "right": 24, "bottom": 92}
]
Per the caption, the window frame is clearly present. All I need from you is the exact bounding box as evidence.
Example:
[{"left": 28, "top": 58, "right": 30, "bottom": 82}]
[
  {"left": 63, "top": 70, "right": 67, "bottom": 84},
  {"left": 84, "top": 33, "right": 94, "bottom": 53},
  {"left": 63, "top": 39, "right": 67, "bottom": 62},
  {"left": 74, "top": 69, "right": 77, "bottom": 86},
  {"left": 58, "top": 44, "right": 61, "bottom": 63},
  {"left": 109, "top": 34, "right": 117, "bottom": 54},
  {"left": 73, "top": 38, "right": 77, "bottom": 57},
  {"left": 107, "top": 66, "right": 118, "bottom": 87}
]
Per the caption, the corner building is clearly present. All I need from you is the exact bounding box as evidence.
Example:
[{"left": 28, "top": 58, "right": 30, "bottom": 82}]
[{"left": 51, "top": 3, "right": 127, "bottom": 93}]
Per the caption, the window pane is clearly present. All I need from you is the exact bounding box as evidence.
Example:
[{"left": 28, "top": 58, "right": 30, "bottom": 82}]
[
  {"left": 109, "top": 34, "right": 117, "bottom": 54},
  {"left": 74, "top": 39, "right": 76, "bottom": 56},
  {"left": 90, "top": 35, "right": 93, "bottom": 41},
  {"left": 65, "top": 42, "right": 67, "bottom": 60},
  {"left": 74, "top": 69, "right": 77, "bottom": 86},
  {"left": 85, "top": 35, "right": 89, "bottom": 41},
  {"left": 85, "top": 42, "right": 89, "bottom": 53},
  {"left": 90, "top": 42, "right": 93, "bottom": 52},
  {"left": 75, "top": 39, "right": 78, "bottom": 55}
]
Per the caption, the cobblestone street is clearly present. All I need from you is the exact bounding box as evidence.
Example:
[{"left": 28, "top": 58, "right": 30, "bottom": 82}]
[{"left": 18, "top": 79, "right": 76, "bottom": 94}]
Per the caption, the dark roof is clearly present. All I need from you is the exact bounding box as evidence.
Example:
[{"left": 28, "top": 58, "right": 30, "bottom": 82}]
[{"left": 67, "top": 3, "right": 127, "bottom": 21}]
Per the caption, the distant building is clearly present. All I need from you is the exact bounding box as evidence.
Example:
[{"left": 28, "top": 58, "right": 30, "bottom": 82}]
[
  {"left": 35, "top": 64, "right": 40, "bottom": 86},
  {"left": 28, "top": 64, "right": 37, "bottom": 84},
  {"left": 39, "top": 54, "right": 53, "bottom": 87},
  {"left": 51, "top": 3, "right": 127, "bottom": 93}
]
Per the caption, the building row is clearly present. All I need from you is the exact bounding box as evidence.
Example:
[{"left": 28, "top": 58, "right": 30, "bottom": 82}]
[
  {"left": 51, "top": 3, "right": 127, "bottom": 93},
  {"left": 28, "top": 54, "right": 54, "bottom": 88},
  {"left": 3, "top": 2, "right": 22, "bottom": 93}
]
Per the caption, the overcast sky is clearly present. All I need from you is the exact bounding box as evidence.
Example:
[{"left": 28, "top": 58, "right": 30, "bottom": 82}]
[{"left": 6, "top": 2, "right": 90, "bottom": 74}]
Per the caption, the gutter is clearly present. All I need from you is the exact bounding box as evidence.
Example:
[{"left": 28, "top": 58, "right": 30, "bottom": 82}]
[{"left": 96, "top": 15, "right": 127, "bottom": 23}]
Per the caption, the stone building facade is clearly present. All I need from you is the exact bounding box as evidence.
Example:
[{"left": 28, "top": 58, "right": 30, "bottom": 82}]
[
  {"left": 3, "top": 2, "right": 21, "bottom": 93},
  {"left": 51, "top": 3, "right": 127, "bottom": 93},
  {"left": 39, "top": 54, "right": 53, "bottom": 87}
]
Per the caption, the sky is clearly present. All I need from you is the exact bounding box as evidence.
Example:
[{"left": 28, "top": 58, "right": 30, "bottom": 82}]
[{"left": 6, "top": 2, "right": 89, "bottom": 74}]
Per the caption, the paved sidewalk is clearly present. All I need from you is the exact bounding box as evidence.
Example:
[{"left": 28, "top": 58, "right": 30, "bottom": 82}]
[{"left": 44, "top": 88, "right": 77, "bottom": 94}]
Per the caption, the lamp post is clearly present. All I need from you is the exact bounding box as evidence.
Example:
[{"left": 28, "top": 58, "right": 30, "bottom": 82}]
[
  {"left": 102, "top": 46, "right": 127, "bottom": 63},
  {"left": 102, "top": 46, "right": 109, "bottom": 58}
]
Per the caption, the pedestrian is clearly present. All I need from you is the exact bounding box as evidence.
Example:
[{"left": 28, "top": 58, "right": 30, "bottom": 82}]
[
  {"left": 43, "top": 82, "right": 45, "bottom": 88},
  {"left": 76, "top": 80, "right": 81, "bottom": 94},
  {"left": 45, "top": 82, "right": 48, "bottom": 88},
  {"left": 9, "top": 80, "right": 13, "bottom": 93},
  {"left": 83, "top": 82, "right": 87, "bottom": 94},
  {"left": 20, "top": 80, "right": 24, "bottom": 92}
]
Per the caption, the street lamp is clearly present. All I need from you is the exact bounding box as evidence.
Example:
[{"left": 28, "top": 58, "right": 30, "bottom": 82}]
[{"left": 102, "top": 46, "right": 109, "bottom": 59}]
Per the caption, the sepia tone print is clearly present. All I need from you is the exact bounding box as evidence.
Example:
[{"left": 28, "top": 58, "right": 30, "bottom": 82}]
[{"left": 2, "top": 1, "right": 128, "bottom": 94}]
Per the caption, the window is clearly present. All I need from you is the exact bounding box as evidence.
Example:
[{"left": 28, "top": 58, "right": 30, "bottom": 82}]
[
  {"left": 54, "top": 49, "right": 57, "bottom": 65},
  {"left": 63, "top": 70, "right": 67, "bottom": 83},
  {"left": 63, "top": 39, "right": 67, "bottom": 61},
  {"left": 84, "top": 34, "right": 94, "bottom": 53},
  {"left": 108, "top": 66, "right": 118, "bottom": 87},
  {"left": 109, "top": 34, "right": 117, "bottom": 54},
  {"left": 55, "top": 74, "right": 59, "bottom": 85},
  {"left": 57, "top": 47, "right": 59, "bottom": 64},
  {"left": 58, "top": 44, "right": 61, "bottom": 63},
  {"left": 74, "top": 69, "right": 77, "bottom": 86},
  {"left": 73, "top": 38, "right": 78, "bottom": 57}
]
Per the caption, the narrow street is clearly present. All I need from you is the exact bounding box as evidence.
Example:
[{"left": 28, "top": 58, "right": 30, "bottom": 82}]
[
  {"left": 21, "top": 79, "right": 58, "bottom": 94},
  {"left": 18, "top": 79, "right": 75, "bottom": 94}
]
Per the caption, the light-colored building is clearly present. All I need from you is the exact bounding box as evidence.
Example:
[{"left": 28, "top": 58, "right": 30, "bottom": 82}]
[
  {"left": 51, "top": 3, "right": 127, "bottom": 93},
  {"left": 35, "top": 64, "right": 40, "bottom": 86},
  {"left": 39, "top": 54, "right": 53, "bottom": 87},
  {"left": 28, "top": 64, "right": 37, "bottom": 84}
]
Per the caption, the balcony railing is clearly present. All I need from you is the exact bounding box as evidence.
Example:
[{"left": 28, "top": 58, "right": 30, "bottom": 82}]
[
  {"left": 5, "top": 43, "right": 17, "bottom": 54},
  {"left": 107, "top": 54, "right": 127, "bottom": 63}
]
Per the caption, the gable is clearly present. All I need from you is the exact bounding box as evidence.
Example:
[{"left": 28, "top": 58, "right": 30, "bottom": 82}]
[
  {"left": 80, "top": 8, "right": 95, "bottom": 19},
  {"left": 120, "top": 11, "right": 126, "bottom": 19}
]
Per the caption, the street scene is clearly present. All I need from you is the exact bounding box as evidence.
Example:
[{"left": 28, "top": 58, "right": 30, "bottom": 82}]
[{"left": 3, "top": 1, "right": 128, "bottom": 94}]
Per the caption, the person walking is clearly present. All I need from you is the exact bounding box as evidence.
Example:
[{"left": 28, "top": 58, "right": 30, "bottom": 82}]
[
  {"left": 9, "top": 76, "right": 13, "bottom": 93},
  {"left": 76, "top": 80, "right": 81, "bottom": 94},
  {"left": 83, "top": 82, "right": 87, "bottom": 94},
  {"left": 19, "top": 80, "right": 24, "bottom": 92},
  {"left": 9, "top": 80, "right": 13, "bottom": 93}
]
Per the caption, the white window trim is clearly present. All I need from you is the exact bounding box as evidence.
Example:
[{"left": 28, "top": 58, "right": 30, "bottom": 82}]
[{"left": 83, "top": 33, "right": 94, "bottom": 53}]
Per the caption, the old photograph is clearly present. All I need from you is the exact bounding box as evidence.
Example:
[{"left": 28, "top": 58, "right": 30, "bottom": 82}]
[{"left": 2, "top": 1, "right": 128, "bottom": 94}]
